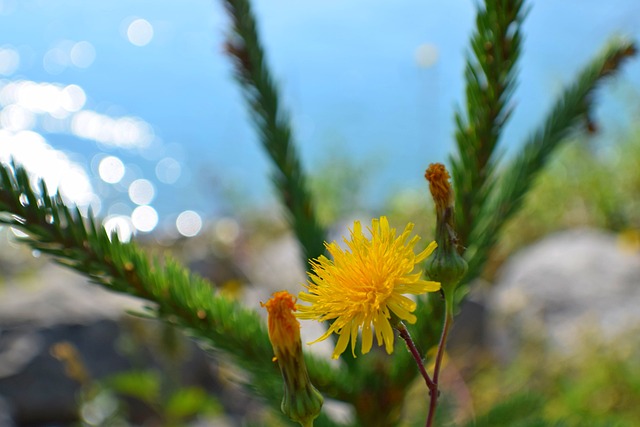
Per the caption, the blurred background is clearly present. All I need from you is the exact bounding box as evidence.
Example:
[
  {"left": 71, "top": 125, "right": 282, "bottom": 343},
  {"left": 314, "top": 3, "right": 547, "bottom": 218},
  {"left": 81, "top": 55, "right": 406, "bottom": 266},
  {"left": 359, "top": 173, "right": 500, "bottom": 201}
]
[
  {"left": 1, "top": 0, "right": 639, "bottom": 238},
  {"left": 1, "top": 0, "right": 640, "bottom": 426}
]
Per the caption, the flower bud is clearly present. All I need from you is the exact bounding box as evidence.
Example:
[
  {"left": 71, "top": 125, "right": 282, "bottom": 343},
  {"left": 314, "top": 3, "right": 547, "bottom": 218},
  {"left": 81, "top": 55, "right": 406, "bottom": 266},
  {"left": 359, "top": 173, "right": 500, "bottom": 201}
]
[
  {"left": 262, "top": 291, "right": 323, "bottom": 426},
  {"left": 424, "top": 163, "right": 468, "bottom": 297}
]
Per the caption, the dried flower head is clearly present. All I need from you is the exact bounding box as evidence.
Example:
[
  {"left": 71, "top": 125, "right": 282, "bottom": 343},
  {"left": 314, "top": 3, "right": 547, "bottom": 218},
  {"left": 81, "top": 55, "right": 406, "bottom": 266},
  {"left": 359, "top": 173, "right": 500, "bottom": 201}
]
[{"left": 425, "top": 163, "right": 453, "bottom": 211}]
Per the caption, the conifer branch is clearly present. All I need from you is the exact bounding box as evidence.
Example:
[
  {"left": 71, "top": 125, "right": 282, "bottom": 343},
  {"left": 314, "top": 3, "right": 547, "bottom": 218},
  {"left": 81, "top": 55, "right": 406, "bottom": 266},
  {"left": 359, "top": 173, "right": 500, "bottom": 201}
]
[
  {"left": 464, "top": 39, "right": 637, "bottom": 280},
  {"left": 451, "top": 0, "right": 527, "bottom": 250},
  {"left": 0, "top": 161, "right": 352, "bottom": 420},
  {"left": 222, "top": 0, "right": 327, "bottom": 263},
  {"left": 396, "top": 0, "right": 528, "bottom": 390}
]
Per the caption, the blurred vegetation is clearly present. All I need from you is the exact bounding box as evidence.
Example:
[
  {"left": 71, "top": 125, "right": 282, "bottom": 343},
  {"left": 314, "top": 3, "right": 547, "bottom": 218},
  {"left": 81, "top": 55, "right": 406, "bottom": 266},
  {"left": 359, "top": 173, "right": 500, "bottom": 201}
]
[
  {"left": 51, "top": 322, "right": 223, "bottom": 426},
  {"left": 464, "top": 328, "right": 640, "bottom": 427},
  {"left": 489, "top": 121, "right": 640, "bottom": 278}
]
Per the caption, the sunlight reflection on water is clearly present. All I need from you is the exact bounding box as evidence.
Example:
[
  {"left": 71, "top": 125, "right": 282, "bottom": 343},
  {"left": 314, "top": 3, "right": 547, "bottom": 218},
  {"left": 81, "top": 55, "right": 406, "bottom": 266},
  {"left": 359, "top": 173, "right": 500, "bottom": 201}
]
[
  {"left": 98, "top": 156, "right": 125, "bottom": 184},
  {"left": 0, "top": 129, "right": 94, "bottom": 207},
  {"left": 0, "top": 70, "right": 188, "bottom": 237}
]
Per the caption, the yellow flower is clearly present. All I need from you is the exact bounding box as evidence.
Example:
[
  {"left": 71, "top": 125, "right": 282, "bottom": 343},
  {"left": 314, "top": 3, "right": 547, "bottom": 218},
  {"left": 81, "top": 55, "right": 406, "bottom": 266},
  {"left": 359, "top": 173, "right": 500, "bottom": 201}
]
[{"left": 297, "top": 216, "right": 440, "bottom": 359}]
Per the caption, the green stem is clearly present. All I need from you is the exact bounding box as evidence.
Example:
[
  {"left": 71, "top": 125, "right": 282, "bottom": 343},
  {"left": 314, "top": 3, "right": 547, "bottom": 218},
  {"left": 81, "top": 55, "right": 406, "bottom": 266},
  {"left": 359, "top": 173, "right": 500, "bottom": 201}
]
[{"left": 425, "top": 290, "right": 454, "bottom": 427}]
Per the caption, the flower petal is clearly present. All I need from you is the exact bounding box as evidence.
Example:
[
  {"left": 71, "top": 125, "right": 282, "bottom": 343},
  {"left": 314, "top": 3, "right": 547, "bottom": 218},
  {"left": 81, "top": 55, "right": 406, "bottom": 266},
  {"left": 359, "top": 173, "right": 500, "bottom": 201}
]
[{"left": 333, "top": 327, "right": 352, "bottom": 359}]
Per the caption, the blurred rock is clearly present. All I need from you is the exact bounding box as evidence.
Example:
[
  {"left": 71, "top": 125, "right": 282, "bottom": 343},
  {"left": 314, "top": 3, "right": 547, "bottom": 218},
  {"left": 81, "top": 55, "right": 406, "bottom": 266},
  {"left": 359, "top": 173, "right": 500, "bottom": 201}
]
[
  {"left": 489, "top": 228, "right": 640, "bottom": 360},
  {"left": 0, "top": 320, "right": 129, "bottom": 425},
  {"left": 244, "top": 233, "right": 306, "bottom": 298},
  {"left": 0, "top": 263, "right": 251, "bottom": 426},
  {"left": 448, "top": 295, "right": 487, "bottom": 357},
  {"left": 0, "top": 396, "right": 15, "bottom": 427},
  {"left": 0, "top": 264, "right": 143, "bottom": 328},
  {"left": 0, "top": 263, "right": 141, "bottom": 425}
]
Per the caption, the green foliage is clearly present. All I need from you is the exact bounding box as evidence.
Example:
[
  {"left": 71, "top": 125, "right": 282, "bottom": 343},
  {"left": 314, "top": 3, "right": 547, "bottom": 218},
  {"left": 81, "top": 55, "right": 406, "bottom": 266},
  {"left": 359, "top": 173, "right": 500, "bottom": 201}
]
[
  {"left": 106, "top": 370, "right": 161, "bottom": 405},
  {"left": 466, "top": 331, "right": 640, "bottom": 427},
  {"left": 82, "top": 370, "right": 221, "bottom": 426},
  {"left": 452, "top": 0, "right": 527, "bottom": 250},
  {"left": 445, "top": 0, "right": 636, "bottom": 285},
  {"left": 164, "top": 387, "right": 221, "bottom": 421},
  {"left": 455, "top": 36, "right": 636, "bottom": 281},
  {"left": 465, "top": 393, "right": 550, "bottom": 427},
  {"left": 412, "top": 6, "right": 635, "bottom": 408},
  {"left": 223, "top": 0, "right": 327, "bottom": 263},
  {"left": 499, "top": 125, "right": 640, "bottom": 255},
  {"left": 0, "top": 161, "right": 351, "bottom": 425}
]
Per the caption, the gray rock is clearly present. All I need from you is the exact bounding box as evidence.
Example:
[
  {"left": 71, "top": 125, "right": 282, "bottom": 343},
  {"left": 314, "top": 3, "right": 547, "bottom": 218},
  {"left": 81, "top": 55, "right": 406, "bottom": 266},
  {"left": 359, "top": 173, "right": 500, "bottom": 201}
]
[
  {"left": 0, "top": 263, "right": 146, "bottom": 423},
  {"left": 0, "top": 264, "right": 144, "bottom": 328},
  {"left": 489, "top": 228, "right": 640, "bottom": 359},
  {"left": 0, "top": 262, "right": 250, "bottom": 425},
  {"left": 0, "top": 396, "right": 15, "bottom": 427},
  {"left": 0, "top": 320, "right": 129, "bottom": 425}
]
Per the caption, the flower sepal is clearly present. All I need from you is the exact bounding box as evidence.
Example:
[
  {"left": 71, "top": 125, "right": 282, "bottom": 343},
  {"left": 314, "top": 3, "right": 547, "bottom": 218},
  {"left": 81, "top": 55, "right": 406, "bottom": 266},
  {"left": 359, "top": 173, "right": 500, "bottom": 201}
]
[
  {"left": 281, "top": 364, "right": 324, "bottom": 427},
  {"left": 426, "top": 237, "right": 468, "bottom": 296},
  {"left": 424, "top": 163, "right": 468, "bottom": 298}
]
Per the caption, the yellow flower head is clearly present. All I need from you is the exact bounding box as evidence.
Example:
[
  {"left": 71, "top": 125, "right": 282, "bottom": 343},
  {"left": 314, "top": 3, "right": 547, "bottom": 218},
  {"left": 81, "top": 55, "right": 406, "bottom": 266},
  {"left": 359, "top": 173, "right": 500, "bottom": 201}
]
[{"left": 297, "top": 216, "right": 440, "bottom": 359}]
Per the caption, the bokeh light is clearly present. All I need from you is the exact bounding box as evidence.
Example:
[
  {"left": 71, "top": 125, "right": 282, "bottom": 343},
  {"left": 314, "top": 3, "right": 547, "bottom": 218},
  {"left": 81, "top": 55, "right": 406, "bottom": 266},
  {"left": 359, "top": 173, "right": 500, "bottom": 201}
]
[
  {"left": 71, "top": 110, "right": 153, "bottom": 149},
  {"left": 0, "top": 46, "right": 19, "bottom": 75},
  {"left": 415, "top": 43, "right": 439, "bottom": 68},
  {"left": 176, "top": 210, "right": 202, "bottom": 237},
  {"left": 126, "top": 19, "right": 154, "bottom": 47},
  {"left": 43, "top": 45, "right": 69, "bottom": 75},
  {"left": 155, "top": 157, "right": 181, "bottom": 184},
  {"left": 103, "top": 215, "right": 133, "bottom": 242},
  {"left": 131, "top": 205, "right": 158, "bottom": 232},
  {"left": 0, "top": 80, "right": 87, "bottom": 120},
  {"left": 0, "top": 129, "right": 94, "bottom": 206},
  {"left": 0, "top": 104, "right": 34, "bottom": 131},
  {"left": 61, "top": 84, "right": 87, "bottom": 112},
  {"left": 69, "top": 41, "right": 96, "bottom": 68},
  {"left": 128, "top": 178, "right": 155, "bottom": 205},
  {"left": 214, "top": 217, "right": 239, "bottom": 244},
  {"left": 98, "top": 156, "right": 125, "bottom": 184}
]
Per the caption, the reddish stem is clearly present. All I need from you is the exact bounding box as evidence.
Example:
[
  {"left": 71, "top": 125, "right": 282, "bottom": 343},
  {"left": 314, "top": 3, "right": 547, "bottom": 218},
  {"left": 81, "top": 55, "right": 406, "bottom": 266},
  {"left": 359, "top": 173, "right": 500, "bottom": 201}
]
[
  {"left": 425, "top": 308, "right": 453, "bottom": 427},
  {"left": 397, "top": 322, "right": 435, "bottom": 390}
]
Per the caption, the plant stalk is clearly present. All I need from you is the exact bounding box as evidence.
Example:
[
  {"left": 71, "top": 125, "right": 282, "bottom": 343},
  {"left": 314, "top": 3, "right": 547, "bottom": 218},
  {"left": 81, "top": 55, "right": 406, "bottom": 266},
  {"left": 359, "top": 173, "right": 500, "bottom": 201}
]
[
  {"left": 397, "top": 322, "right": 435, "bottom": 390},
  {"left": 426, "top": 293, "right": 454, "bottom": 427}
]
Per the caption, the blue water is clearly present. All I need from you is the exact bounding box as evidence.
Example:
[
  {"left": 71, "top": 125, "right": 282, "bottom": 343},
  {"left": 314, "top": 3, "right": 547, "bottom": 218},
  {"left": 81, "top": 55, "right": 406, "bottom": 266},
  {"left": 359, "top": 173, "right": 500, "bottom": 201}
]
[{"left": 1, "top": 0, "right": 639, "bottom": 234}]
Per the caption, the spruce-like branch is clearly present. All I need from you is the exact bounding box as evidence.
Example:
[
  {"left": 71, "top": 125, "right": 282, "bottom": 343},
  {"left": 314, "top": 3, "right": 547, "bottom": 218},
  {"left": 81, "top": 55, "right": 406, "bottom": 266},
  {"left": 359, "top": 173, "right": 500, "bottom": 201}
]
[
  {"left": 222, "top": 0, "right": 327, "bottom": 263},
  {"left": 0, "top": 161, "right": 352, "bottom": 424},
  {"left": 451, "top": 0, "right": 527, "bottom": 250},
  {"left": 464, "top": 39, "right": 637, "bottom": 280}
]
